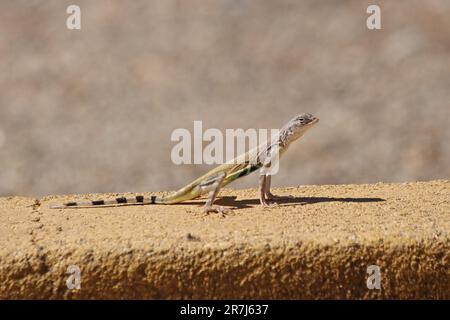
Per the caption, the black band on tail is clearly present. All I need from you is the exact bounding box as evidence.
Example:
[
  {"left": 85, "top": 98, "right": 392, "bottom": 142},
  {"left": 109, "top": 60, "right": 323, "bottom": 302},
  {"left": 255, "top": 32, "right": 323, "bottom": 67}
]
[
  {"left": 151, "top": 196, "right": 156, "bottom": 204},
  {"left": 136, "top": 195, "right": 144, "bottom": 203},
  {"left": 116, "top": 197, "right": 127, "bottom": 204},
  {"left": 92, "top": 200, "right": 105, "bottom": 205}
]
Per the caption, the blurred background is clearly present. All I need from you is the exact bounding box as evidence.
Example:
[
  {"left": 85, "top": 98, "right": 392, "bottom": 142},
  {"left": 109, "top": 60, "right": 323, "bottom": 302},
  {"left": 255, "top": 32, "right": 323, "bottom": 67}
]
[{"left": 0, "top": 0, "right": 449, "bottom": 197}]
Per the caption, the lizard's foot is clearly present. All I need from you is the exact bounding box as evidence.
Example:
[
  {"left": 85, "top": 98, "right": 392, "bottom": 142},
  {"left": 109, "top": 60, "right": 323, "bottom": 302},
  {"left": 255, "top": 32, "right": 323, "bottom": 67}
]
[
  {"left": 266, "top": 193, "right": 286, "bottom": 201},
  {"left": 203, "top": 205, "right": 232, "bottom": 216},
  {"left": 260, "top": 200, "right": 279, "bottom": 208}
]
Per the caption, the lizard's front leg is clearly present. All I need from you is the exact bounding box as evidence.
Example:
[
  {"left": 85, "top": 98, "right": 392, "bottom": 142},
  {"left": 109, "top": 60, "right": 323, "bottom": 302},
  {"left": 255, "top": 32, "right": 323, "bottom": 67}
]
[
  {"left": 264, "top": 175, "right": 283, "bottom": 202},
  {"left": 201, "top": 172, "right": 230, "bottom": 215},
  {"left": 259, "top": 174, "right": 271, "bottom": 207},
  {"left": 260, "top": 174, "right": 283, "bottom": 206}
]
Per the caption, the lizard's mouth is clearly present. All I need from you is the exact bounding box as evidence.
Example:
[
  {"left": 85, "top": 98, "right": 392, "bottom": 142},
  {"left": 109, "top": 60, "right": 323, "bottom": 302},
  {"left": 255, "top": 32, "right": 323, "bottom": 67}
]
[{"left": 309, "top": 117, "right": 319, "bottom": 125}]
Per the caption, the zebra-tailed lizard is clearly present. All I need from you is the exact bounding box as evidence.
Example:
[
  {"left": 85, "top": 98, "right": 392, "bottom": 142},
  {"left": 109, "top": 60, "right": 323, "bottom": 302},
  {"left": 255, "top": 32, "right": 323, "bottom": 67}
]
[{"left": 50, "top": 113, "right": 319, "bottom": 213}]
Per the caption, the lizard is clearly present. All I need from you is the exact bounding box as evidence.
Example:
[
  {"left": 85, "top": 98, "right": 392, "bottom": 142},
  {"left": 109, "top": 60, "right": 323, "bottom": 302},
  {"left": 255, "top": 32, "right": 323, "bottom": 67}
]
[{"left": 50, "top": 113, "right": 319, "bottom": 213}]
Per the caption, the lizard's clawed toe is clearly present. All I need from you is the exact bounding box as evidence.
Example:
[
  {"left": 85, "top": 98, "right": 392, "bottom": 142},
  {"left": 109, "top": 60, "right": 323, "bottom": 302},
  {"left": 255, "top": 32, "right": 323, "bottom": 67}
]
[
  {"left": 204, "top": 205, "right": 232, "bottom": 216},
  {"left": 261, "top": 200, "right": 279, "bottom": 208},
  {"left": 266, "top": 193, "right": 286, "bottom": 201}
]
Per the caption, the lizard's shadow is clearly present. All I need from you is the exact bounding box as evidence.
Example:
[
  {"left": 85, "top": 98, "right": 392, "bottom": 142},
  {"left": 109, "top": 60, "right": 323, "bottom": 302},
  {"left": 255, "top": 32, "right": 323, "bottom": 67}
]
[
  {"left": 212, "top": 195, "right": 386, "bottom": 209},
  {"left": 166, "top": 196, "right": 385, "bottom": 209}
]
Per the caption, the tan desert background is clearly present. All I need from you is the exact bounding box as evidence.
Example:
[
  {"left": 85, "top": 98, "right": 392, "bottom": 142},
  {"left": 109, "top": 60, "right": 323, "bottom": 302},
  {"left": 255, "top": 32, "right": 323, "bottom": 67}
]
[{"left": 1, "top": 0, "right": 450, "bottom": 197}]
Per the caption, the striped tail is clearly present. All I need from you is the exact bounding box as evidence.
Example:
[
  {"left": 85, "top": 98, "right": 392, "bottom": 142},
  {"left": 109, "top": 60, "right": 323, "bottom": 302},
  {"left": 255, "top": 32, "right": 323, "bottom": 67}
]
[{"left": 50, "top": 195, "right": 159, "bottom": 209}]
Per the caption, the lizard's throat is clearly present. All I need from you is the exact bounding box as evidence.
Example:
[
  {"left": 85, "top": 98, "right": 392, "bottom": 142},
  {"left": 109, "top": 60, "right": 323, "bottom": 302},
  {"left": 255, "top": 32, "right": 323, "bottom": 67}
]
[{"left": 279, "top": 129, "right": 306, "bottom": 148}]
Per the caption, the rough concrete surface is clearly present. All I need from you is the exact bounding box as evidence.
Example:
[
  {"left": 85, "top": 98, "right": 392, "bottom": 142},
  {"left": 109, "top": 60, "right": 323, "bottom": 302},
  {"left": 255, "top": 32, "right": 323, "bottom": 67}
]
[{"left": 0, "top": 180, "right": 449, "bottom": 299}]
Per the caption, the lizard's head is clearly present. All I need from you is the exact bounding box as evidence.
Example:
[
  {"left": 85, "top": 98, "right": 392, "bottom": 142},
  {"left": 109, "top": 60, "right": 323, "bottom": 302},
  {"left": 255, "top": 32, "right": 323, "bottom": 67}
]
[
  {"left": 279, "top": 113, "right": 319, "bottom": 145},
  {"left": 293, "top": 113, "right": 318, "bottom": 128}
]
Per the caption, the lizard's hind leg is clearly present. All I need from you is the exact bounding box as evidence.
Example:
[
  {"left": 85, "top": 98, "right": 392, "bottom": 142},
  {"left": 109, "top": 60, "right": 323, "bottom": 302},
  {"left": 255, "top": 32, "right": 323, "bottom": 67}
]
[{"left": 200, "top": 172, "right": 231, "bottom": 215}]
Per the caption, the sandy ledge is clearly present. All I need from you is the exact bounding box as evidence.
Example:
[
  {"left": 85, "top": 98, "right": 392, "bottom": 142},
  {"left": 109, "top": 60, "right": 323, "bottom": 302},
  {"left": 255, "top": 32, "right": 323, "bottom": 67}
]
[{"left": 0, "top": 180, "right": 449, "bottom": 299}]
